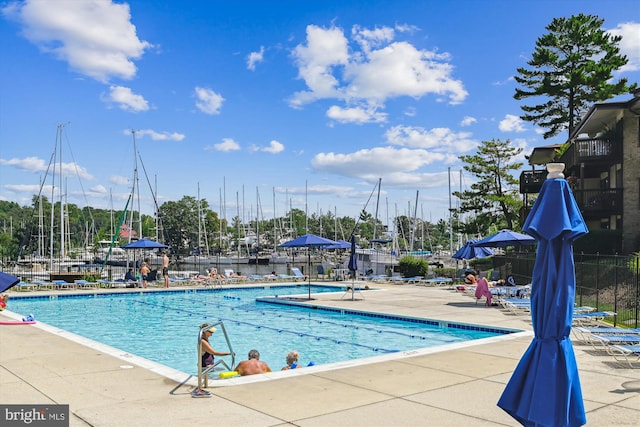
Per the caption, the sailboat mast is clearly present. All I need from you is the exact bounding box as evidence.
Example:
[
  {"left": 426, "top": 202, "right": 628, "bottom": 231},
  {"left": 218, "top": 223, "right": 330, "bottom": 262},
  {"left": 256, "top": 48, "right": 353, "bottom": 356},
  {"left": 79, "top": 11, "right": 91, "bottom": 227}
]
[{"left": 59, "top": 125, "right": 65, "bottom": 260}]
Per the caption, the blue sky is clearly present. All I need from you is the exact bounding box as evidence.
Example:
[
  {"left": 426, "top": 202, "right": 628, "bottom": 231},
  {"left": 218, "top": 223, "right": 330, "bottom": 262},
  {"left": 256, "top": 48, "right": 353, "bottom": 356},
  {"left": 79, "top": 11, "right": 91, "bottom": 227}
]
[{"left": 1, "top": 0, "right": 639, "bottom": 228}]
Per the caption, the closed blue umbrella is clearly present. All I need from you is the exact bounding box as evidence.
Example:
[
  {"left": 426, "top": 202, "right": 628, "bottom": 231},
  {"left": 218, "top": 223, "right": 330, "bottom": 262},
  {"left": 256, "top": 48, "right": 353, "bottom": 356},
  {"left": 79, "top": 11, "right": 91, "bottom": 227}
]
[
  {"left": 497, "top": 166, "right": 588, "bottom": 426},
  {"left": 346, "top": 234, "right": 359, "bottom": 301},
  {"left": 452, "top": 239, "right": 494, "bottom": 260},
  {"left": 324, "top": 239, "right": 353, "bottom": 250}
]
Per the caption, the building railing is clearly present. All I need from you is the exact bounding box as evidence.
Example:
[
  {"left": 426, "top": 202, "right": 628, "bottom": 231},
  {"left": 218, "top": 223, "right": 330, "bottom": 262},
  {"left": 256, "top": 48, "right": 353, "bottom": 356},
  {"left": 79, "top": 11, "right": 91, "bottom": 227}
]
[
  {"left": 560, "top": 138, "right": 621, "bottom": 167},
  {"left": 572, "top": 189, "right": 623, "bottom": 215},
  {"left": 519, "top": 170, "right": 547, "bottom": 194}
]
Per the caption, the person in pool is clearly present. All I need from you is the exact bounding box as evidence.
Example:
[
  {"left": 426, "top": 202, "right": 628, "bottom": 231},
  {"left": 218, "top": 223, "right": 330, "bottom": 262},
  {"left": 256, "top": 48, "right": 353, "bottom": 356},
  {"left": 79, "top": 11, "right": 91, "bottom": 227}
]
[
  {"left": 199, "top": 323, "right": 232, "bottom": 369},
  {"left": 235, "top": 349, "right": 272, "bottom": 376},
  {"left": 281, "top": 350, "right": 300, "bottom": 370}
]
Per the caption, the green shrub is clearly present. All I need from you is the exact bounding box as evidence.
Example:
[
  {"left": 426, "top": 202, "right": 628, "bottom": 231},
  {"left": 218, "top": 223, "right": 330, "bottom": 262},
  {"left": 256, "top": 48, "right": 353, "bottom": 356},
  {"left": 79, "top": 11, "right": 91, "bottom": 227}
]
[{"left": 398, "top": 256, "right": 429, "bottom": 278}]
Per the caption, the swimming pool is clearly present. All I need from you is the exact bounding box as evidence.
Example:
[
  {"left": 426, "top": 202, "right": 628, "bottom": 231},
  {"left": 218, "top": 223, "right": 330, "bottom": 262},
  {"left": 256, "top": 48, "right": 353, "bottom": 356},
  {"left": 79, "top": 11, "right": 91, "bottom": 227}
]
[{"left": 7, "top": 285, "right": 514, "bottom": 377}]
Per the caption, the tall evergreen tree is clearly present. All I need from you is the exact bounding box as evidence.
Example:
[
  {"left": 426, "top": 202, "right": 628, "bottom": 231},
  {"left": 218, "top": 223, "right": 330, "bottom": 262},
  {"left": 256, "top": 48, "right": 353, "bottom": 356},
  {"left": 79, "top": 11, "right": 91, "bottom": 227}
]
[
  {"left": 514, "top": 14, "right": 635, "bottom": 139},
  {"left": 454, "top": 139, "right": 523, "bottom": 233}
]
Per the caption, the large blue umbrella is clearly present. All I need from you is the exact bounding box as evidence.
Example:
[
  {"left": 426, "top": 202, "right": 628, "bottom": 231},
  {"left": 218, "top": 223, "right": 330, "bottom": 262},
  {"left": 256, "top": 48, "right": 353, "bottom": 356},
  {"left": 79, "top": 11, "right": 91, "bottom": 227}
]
[
  {"left": 324, "top": 239, "right": 353, "bottom": 250},
  {"left": 279, "top": 234, "right": 338, "bottom": 299},
  {"left": 0, "top": 271, "right": 20, "bottom": 293},
  {"left": 473, "top": 229, "right": 536, "bottom": 247},
  {"left": 452, "top": 239, "right": 494, "bottom": 260},
  {"left": 121, "top": 238, "right": 168, "bottom": 249},
  {"left": 497, "top": 170, "right": 588, "bottom": 426}
]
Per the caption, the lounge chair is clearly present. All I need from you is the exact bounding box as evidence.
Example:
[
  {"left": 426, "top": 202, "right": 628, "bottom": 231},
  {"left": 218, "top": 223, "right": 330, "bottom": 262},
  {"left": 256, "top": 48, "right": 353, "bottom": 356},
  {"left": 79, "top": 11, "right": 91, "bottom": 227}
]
[
  {"left": 52, "top": 280, "right": 75, "bottom": 290},
  {"left": 573, "top": 326, "right": 640, "bottom": 342},
  {"left": 608, "top": 344, "right": 640, "bottom": 368},
  {"left": 417, "top": 277, "right": 452, "bottom": 287},
  {"left": 33, "top": 280, "right": 54, "bottom": 291},
  {"left": 14, "top": 281, "right": 38, "bottom": 291},
  {"left": 588, "top": 334, "right": 640, "bottom": 351},
  {"left": 290, "top": 268, "right": 306, "bottom": 281},
  {"left": 74, "top": 279, "right": 97, "bottom": 290},
  {"left": 572, "top": 311, "right": 617, "bottom": 326}
]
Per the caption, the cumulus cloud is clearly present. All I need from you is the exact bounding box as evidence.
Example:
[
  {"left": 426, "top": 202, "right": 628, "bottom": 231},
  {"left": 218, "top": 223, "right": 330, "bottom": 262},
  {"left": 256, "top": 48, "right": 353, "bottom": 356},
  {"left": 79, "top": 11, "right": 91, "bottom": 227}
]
[
  {"left": 0, "top": 156, "right": 93, "bottom": 180},
  {"left": 312, "top": 146, "right": 446, "bottom": 177},
  {"left": 499, "top": 114, "right": 526, "bottom": 132},
  {"left": 2, "top": 0, "right": 151, "bottom": 82},
  {"left": 105, "top": 85, "right": 149, "bottom": 112},
  {"left": 608, "top": 21, "right": 640, "bottom": 72},
  {"left": 110, "top": 175, "right": 129, "bottom": 185},
  {"left": 326, "top": 105, "right": 387, "bottom": 124},
  {"left": 460, "top": 116, "right": 477, "bottom": 126},
  {"left": 247, "top": 46, "right": 265, "bottom": 70},
  {"left": 262, "top": 140, "right": 285, "bottom": 154},
  {"left": 136, "top": 129, "right": 185, "bottom": 141},
  {"left": 206, "top": 138, "right": 240, "bottom": 152},
  {"left": 289, "top": 24, "right": 467, "bottom": 121},
  {"left": 385, "top": 125, "right": 477, "bottom": 152},
  {"left": 195, "top": 86, "right": 224, "bottom": 114}
]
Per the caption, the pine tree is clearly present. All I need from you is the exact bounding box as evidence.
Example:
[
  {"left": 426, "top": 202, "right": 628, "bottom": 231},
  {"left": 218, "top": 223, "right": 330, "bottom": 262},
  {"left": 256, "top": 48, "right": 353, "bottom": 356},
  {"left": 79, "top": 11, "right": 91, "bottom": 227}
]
[
  {"left": 514, "top": 14, "right": 636, "bottom": 139},
  {"left": 454, "top": 139, "right": 523, "bottom": 232}
]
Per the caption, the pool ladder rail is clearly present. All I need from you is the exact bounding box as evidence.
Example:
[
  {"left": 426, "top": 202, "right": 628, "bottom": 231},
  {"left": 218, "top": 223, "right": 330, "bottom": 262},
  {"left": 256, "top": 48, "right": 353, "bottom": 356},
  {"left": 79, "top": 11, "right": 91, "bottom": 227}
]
[{"left": 197, "top": 321, "right": 236, "bottom": 388}]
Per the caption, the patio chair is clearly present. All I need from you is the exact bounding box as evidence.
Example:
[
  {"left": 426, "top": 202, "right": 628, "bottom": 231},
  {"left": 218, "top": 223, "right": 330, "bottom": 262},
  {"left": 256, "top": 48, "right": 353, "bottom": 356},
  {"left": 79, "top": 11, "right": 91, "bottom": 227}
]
[
  {"left": 608, "top": 344, "right": 640, "bottom": 368},
  {"left": 14, "top": 281, "right": 38, "bottom": 291},
  {"left": 52, "top": 280, "right": 75, "bottom": 290},
  {"left": 290, "top": 268, "right": 306, "bottom": 281},
  {"left": 74, "top": 279, "right": 98, "bottom": 290}
]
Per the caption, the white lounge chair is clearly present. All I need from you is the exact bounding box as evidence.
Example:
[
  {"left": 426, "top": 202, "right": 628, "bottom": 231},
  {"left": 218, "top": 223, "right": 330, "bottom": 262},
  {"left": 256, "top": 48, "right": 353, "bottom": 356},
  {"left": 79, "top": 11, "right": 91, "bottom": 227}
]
[{"left": 608, "top": 344, "right": 640, "bottom": 368}]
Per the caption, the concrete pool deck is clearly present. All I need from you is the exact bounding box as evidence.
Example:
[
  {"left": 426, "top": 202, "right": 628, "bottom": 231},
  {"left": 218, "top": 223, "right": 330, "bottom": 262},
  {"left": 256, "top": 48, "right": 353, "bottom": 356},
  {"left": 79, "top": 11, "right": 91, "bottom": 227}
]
[{"left": 1, "top": 283, "right": 639, "bottom": 426}]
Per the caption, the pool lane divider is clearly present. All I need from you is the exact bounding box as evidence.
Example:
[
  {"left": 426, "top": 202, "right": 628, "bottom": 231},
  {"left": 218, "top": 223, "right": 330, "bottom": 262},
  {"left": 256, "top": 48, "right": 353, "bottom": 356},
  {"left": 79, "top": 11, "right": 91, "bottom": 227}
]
[{"left": 129, "top": 298, "right": 401, "bottom": 353}]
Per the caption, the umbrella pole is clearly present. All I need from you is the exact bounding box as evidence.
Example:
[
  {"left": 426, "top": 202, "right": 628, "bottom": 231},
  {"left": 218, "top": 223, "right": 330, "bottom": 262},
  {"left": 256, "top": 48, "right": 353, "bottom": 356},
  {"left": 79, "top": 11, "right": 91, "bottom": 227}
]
[{"left": 308, "top": 251, "right": 311, "bottom": 300}]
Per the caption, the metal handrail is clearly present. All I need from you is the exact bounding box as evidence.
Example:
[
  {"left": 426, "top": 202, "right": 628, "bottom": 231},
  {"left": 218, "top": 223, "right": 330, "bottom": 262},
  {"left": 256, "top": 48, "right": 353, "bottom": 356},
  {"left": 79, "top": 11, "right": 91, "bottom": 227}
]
[{"left": 197, "top": 321, "right": 235, "bottom": 389}]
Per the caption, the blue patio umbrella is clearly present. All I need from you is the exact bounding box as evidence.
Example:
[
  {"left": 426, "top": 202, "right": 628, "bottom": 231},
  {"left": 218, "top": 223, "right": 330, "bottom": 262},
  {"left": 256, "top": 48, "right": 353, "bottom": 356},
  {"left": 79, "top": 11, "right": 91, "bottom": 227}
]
[
  {"left": 0, "top": 271, "right": 20, "bottom": 293},
  {"left": 121, "top": 238, "right": 168, "bottom": 249},
  {"left": 324, "top": 239, "right": 353, "bottom": 250},
  {"left": 452, "top": 239, "right": 494, "bottom": 260},
  {"left": 473, "top": 229, "right": 536, "bottom": 248},
  {"left": 497, "top": 169, "right": 588, "bottom": 426},
  {"left": 279, "top": 234, "right": 338, "bottom": 299}
]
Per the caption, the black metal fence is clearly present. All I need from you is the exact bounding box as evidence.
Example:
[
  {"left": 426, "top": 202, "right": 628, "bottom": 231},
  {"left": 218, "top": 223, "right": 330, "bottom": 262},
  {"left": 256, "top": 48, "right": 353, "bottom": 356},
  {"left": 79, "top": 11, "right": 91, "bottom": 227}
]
[{"left": 493, "top": 252, "right": 640, "bottom": 328}]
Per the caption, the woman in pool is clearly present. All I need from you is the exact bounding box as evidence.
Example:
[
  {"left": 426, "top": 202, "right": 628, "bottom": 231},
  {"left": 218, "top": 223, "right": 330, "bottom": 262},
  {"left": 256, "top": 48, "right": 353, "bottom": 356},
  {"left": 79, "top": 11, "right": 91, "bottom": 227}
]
[
  {"left": 281, "top": 350, "right": 300, "bottom": 370},
  {"left": 199, "top": 323, "right": 232, "bottom": 369}
]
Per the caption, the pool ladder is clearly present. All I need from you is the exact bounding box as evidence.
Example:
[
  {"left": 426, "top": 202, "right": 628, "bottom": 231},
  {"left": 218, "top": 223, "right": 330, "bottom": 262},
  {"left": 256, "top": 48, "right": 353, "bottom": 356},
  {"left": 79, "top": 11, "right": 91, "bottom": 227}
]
[{"left": 197, "top": 321, "right": 236, "bottom": 388}]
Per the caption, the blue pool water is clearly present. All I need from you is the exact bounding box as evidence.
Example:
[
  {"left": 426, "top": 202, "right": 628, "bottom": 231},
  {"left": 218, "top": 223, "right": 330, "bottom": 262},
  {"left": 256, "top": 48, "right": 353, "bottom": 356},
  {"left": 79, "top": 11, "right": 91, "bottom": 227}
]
[{"left": 8, "top": 285, "right": 511, "bottom": 375}]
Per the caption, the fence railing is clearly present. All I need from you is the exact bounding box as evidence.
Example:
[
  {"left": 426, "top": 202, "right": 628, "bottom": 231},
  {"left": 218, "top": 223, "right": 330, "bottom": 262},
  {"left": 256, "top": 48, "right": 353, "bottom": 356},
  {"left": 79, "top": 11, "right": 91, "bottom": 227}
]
[{"left": 495, "top": 252, "right": 639, "bottom": 328}]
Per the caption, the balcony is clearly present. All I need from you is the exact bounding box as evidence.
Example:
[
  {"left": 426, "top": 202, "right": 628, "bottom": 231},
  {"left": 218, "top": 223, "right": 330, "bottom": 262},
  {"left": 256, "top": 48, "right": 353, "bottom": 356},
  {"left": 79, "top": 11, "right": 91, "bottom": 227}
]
[
  {"left": 573, "top": 188, "right": 623, "bottom": 215},
  {"left": 520, "top": 188, "right": 622, "bottom": 225},
  {"left": 559, "top": 138, "right": 621, "bottom": 168},
  {"left": 519, "top": 170, "right": 547, "bottom": 194}
]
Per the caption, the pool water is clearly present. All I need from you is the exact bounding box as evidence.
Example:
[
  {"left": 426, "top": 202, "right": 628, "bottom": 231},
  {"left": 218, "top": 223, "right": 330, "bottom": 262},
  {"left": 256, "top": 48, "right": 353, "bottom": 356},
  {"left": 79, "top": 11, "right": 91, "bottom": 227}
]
[{"left": 8, "top": 285, "right": 510, "bottom": 375}]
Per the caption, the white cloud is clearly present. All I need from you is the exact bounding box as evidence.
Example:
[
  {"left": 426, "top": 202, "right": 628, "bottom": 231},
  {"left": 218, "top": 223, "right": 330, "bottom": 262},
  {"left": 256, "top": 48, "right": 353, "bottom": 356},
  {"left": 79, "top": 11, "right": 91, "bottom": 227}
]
[
  {"left": 262, "top": 140, "right": 285, "bottom": 154},
  {"left": 4, "top": 183, "right": 53, "bottom": 194},
  {"left": 207, "top": 138, "right": 240, "bottom": 152},
  {"left": 105, "top": 85, "right": 149, "bottom": 112},
  {"left": 0, "top": 156, "right": 93, "bottom": 180},
  {"left": 2, "top": 0, "right": 151, "bottom": 82},
  {"left": 460, "top": 116, "right": 477, "bottom": 127},
  {"left": 110, "top": 175, "right": 129, "bottom": 185},
  {"left": 247, "top": 46, "right": 265, "bottom": 70},
  {"left": 289, "top": 24, "right": 467, "bottom": 110},
  {"left": 385, "top": 125, "right": 477, "bottom": 152},
  {"left": 608, "top": 21, "right": 640, "bottom": 72},
  {"left": 137, "top": 129, "right": 185, "bottom": 141},
  {"left": 312, "top": 146, "right": 446, "bottom": 177},
  {"left": 499, "top": 114, "right": 526, "bottom": 132},
  {"left": 195, "top": 86, "right": 224, "bottom": 115},
  {"left": 326, "top": 105, "right": 387, "bottom": 124}
]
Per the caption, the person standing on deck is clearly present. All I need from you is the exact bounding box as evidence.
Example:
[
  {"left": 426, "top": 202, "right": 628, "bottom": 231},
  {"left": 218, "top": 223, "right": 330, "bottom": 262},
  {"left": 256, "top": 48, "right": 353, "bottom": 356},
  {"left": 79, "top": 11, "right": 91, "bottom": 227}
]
[{"left": 162, "top": 251, "right": 170, "bottom": 288}]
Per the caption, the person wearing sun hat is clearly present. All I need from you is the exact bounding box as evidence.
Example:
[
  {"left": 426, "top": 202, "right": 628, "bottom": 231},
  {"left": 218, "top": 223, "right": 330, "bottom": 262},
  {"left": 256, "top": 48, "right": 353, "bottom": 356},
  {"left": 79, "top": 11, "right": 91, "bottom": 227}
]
[{"left": 193, "top": 323, "right": 234, "bottom": 398}]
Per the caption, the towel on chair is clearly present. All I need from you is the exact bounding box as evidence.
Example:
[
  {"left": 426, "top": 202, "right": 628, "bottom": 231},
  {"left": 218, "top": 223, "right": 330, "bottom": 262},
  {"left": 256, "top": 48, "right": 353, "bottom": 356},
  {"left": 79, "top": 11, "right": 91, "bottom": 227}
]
[{"left": 475, "top": 277, "right": 492, "bottom": 306}]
